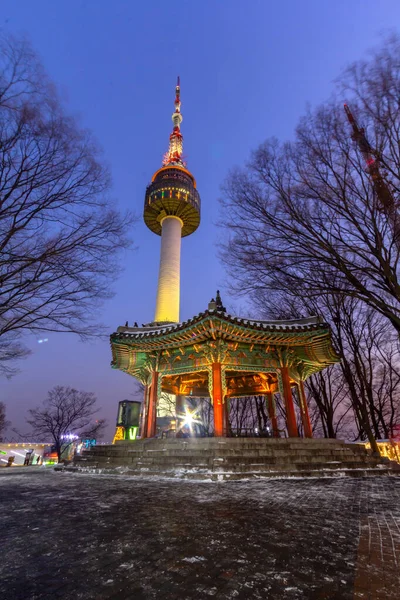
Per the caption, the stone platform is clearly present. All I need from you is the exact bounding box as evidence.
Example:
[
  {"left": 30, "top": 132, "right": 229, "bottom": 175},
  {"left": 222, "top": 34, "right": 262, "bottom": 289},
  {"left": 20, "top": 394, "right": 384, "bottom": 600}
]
[{"left": 70, "top": 438, "right": 398, "bottom": 480}]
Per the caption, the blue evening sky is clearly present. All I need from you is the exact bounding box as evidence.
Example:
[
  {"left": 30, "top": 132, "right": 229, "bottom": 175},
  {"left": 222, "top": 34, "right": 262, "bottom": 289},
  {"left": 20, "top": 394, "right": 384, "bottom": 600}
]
[{"left": 2, "top": 0, "right": 399, "bottom": 440}]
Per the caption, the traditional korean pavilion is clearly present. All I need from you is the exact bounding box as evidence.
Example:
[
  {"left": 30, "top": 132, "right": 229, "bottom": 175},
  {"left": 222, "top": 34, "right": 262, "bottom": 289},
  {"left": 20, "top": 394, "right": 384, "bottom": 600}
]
[{"left": 110, "top": 79, "right": 339, "bottom": 440}]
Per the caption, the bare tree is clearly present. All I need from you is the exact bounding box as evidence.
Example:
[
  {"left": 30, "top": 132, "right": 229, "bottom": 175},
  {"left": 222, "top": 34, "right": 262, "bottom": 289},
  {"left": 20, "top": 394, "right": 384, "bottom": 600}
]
[
  {"left": 0, "top": 33, "right": 134, "bottom": 373},
  {"left": 229, "top": 396, "right": 254, "bottom": 435},
  {"left": 0, "top": 401, "right": 10, "bottom": 441},
  {"left": 0, "top": 332, "right": 30, "bottom": 378},
  {"left": 373, "top": 337, "right": 400, "bottom": 438},
  {"left": 219, "top": 36, "right": 400, "bottom": 454},
  {"left": 336, "top": 299, "right": 400, "bottom": 440},
  {"left": 157, "top": 391, "right": 178, "bottom": 418},
  {"left": 228, "top": 396, "right": 272, "bottom": 436},
  {"left": 253, "top": 281, "right": 400, "bottom": 452},
  {"left": 269, "top": 289, "right": 393, "bottom": 450},
  {"left": 220, "top": 35, "right": 400, "bottom": 335},
  {"left": 305, "top": 366, "right": 353, "bottom": 439},
  {"left": 27, "top": 386, "right": 106, "bottom": 462},
  {"left": 197, "top": 397, "right": 213, "bottom": 436}
]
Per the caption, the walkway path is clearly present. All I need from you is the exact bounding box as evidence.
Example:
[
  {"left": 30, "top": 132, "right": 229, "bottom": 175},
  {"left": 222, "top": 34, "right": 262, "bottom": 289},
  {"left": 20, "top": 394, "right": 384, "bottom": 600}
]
[{"left": 0, "top": 472, "right": 399, "bottom": 599}]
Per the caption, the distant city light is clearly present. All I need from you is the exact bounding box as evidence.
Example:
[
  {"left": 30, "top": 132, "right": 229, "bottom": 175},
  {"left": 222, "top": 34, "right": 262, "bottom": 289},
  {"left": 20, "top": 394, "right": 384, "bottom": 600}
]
[{"left": 61, "top": 433, "right": 79, "bottom": 440}]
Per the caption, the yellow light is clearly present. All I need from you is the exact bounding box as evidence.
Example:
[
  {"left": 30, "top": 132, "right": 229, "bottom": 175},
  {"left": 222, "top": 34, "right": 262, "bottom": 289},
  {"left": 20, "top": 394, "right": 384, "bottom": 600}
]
[
  {"left": 112, "top": 426, "right": 125, "bottom": 444},
  {"left": 364, "top": 441, "right": 400, "bottom": 463}
]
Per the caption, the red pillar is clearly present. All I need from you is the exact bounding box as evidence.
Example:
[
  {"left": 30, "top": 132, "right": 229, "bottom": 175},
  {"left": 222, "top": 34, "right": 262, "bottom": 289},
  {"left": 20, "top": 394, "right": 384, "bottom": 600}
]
[
  {"left": 266, "top": 392, "right": 279, "bottom": 437},
  {"left": 212, "top": 363, "right": 225, "bottom": 437},
  {"left": 141, "top": 385, "right": 149, "bottom": 439},
  {"left": 299, "top": 381, "right": 313, "bottom": 438},
  {"left": 280, "top": 367, "right": 298, "bottom": 437},
  {"left": 146, "top": 371, "right": 159, "bottom": 438}
]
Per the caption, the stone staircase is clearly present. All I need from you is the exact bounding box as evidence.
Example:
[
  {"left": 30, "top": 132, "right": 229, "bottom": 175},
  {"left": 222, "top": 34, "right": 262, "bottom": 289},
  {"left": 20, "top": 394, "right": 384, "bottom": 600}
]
[{"left": 67, "top": 438, "right": 399, "bottom": 480}]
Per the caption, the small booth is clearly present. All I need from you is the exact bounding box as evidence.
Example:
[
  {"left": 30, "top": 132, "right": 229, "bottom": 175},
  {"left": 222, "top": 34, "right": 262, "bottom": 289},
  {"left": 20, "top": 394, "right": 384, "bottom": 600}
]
[{"left": 112, "top": 400, "right": 141, "bottom": 443}]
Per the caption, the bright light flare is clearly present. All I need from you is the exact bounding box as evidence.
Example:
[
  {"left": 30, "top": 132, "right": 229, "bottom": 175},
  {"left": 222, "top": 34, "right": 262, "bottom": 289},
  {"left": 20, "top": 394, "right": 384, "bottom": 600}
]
[
  {"left": 177, "top": 406, "right": 203, "bottom": 434},
  {"left": 183, "top": 412, "right": 194, "bottom": 426}
]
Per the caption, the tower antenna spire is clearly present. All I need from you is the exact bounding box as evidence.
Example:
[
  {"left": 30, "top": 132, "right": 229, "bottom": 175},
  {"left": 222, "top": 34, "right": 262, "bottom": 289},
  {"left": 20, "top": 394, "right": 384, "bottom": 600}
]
[
  {"left": 344, "top": 103, "right": 400, "bottom": 248},
  {"left": 163, "top": 76, "right": 185, "bottom": 167}
]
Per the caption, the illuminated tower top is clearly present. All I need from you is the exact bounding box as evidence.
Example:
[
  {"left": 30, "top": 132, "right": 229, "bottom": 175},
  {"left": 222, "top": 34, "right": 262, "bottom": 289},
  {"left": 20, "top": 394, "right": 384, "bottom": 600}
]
[
  {"left": 144, "top": 78, "right": 201, "bottom": 324},
  {"left": 143, "top": 78, "right": 201, "bottom": 238},
  {"left": 162, "top": 76, "right": 184, "bottom": 167}
]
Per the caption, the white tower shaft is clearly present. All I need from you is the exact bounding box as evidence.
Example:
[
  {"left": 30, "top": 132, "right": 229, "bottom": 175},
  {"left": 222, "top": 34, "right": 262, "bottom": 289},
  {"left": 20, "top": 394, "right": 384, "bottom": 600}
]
[{"left": 154, "top": 216, "right": 183, "bottom": 323}]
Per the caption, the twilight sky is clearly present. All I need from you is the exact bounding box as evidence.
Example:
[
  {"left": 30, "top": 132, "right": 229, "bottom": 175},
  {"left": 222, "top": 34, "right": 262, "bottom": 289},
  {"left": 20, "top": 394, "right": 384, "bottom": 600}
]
[{"left": 2, "top": 0, "right": 400, "bottom": 441}]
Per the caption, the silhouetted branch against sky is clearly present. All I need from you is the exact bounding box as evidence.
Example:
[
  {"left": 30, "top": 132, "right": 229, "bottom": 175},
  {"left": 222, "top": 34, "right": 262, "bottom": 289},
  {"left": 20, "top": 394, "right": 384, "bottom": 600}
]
[
  {"left": 27, "top": 385, "right": 106, "bottom": 461},
  {"left": 219, "top": 34, "right": 400, "bottom": 335},
  {"left": 0, "top": 401, "right": 10, "bottom": 441},
  {"left": 0, "top": 32, "right": 135, "bottom": 373}
]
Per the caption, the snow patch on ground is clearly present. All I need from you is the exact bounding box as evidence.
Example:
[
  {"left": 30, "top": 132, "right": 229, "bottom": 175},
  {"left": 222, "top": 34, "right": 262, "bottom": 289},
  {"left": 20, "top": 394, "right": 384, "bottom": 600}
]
[{"left": 182, "top": 556, "right": 206, "bottom": 563}]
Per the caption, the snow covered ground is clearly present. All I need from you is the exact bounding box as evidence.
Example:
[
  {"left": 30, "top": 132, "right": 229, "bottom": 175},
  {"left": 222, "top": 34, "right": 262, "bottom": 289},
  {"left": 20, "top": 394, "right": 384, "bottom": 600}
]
[{"left": 0, "top": 471, "right": 399, "bottom": 599}]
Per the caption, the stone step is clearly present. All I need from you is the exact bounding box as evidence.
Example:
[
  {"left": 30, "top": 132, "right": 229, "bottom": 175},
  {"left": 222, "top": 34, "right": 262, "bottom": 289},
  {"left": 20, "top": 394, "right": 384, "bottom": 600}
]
[
  {"left": 95, "top": 447, "right": 353, "bottom": 458},
  {"left": 77, "top": 449, "right": 370, "bottom": 465},
  {"left": 126, "top": 453, "right": 369, "bottom": 465},
  {"left": 77, "top": 452, "right": 346, "bottom": 464},
  {"left": 76, "top": 459, "right": 382, "bottom": 473},
  {"left": 213, "top": 460, "right": 380, "bottom": 472},
  {"left": 74, "top": 451, "right": 389, "bottom": 464},
  {"left": 71, "top": 438, "right": 395, "bottom": 480},
  {"left": 131, "top": 457, "right": 376, "bottom": 470},
  {"left": 218, "top": 451, "right": 375, "bottom": 462},
  {"left": 60, "top": 464, "right": 394, "bottom": 481},
  {"left": 80, "top": 442, "right": 365, "bottom": 456},
  {"left": 114, "top": 439, "right": 349, "bottom": 451}
]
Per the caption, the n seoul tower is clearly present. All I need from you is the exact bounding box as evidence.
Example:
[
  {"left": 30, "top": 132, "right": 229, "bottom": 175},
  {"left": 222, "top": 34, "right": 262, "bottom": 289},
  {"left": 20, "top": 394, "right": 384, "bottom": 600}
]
[{"left": 144, "top": 77, "right": 201, "bottom": 323}]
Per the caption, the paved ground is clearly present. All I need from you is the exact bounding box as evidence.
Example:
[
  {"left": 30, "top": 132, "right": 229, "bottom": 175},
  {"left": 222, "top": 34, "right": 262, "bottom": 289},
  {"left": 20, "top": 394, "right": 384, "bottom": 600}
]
[{"left": 0, "top": 471, "right": 399, "bottom": 600}]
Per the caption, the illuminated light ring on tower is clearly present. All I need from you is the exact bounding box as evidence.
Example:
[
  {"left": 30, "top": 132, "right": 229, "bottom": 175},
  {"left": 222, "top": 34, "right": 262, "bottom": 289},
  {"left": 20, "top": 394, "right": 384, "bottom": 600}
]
[
  {"left": 144, "top": 166, "right": 201, "bottom": 237},
  {"left": 144, "top": 77, "right": 201, "bottom": 324}
]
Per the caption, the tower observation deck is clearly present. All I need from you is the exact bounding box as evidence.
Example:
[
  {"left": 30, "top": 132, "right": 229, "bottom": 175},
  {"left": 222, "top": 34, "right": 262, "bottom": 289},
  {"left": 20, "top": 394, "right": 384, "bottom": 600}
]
[{"left": 144, "top": 78, "right": 201, "bottom": 324}]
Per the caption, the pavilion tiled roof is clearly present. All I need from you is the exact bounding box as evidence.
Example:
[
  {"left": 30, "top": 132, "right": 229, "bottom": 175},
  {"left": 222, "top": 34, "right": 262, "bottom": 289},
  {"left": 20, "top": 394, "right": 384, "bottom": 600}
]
[
  {"left": 113, "top": 311, "right": 326, "bottom": 340},
  {"left": 110, "top": 309, "right": 340, "bottom": 378}
]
